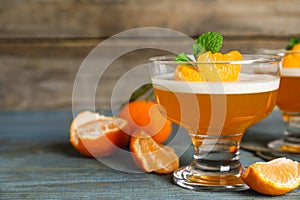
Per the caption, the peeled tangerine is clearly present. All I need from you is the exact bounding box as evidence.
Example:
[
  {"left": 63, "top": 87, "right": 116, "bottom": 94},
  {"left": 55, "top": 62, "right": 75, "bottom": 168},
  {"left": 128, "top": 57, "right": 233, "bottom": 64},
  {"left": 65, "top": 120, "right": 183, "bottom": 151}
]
[
  {"left": 130, "top": 129, "right": 179, "bottom": 174},
  {"left": 242, "top": 157, "right": 300, "bottom": 196},
  {"left": 282, "top": 43, "right": 300, "bottom": 68},
  {"left": 70, "top": 111, "right": 130, "bottom": 158},
  {"left": 174, "top": 51, "right": 242, "bottom": 82}
]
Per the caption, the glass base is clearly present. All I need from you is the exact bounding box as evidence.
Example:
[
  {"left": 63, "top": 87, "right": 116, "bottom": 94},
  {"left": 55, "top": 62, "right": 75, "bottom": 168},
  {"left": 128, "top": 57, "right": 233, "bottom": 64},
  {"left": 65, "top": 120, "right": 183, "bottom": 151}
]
[
  {"left": 268, "top": 139, "right": 300, "bottom": 153},
  {"left": 173, "top": 166, "right": 249, "bottom": 191}
]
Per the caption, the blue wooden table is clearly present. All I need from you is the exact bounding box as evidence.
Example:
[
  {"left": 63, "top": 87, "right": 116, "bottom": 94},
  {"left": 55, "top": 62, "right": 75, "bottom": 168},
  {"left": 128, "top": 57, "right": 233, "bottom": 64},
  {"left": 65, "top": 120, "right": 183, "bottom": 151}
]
[{"left": 0, "top": 110, "right": 299, "bottom": 199}]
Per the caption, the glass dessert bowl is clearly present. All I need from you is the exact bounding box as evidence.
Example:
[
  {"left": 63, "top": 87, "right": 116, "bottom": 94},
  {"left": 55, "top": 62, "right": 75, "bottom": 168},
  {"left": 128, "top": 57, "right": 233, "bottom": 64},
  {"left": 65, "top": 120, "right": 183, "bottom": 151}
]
[{"left": 150, "top": 54, "right": 281, "bottom": 191}]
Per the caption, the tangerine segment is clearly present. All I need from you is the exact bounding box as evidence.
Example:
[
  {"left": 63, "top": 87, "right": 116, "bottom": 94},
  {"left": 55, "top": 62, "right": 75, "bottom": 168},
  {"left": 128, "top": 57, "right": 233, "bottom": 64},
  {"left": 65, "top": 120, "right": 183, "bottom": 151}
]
[
  {"left": 174, "top": 51, "right": 242, "bottom": 82},
  {"left": 174, "top": 65, "right": 205, "bottom": 82},
  {"left": 197, "top": 51, "right": 242, "bottom": 82},
  {"left": 119, "top": 101, "right": 172, "bottom": 144},
  {"left": 130, "top": 129, "right": 179, "bottom": 174},
  {"left": 242, "top": 157, "right": 300, "bottom": 196},
  {"left": 283, "top": 44, "right": 300, "bottom": 68},
  {"left": 70, "top": 111, "right": 130, "bottom": 158}
]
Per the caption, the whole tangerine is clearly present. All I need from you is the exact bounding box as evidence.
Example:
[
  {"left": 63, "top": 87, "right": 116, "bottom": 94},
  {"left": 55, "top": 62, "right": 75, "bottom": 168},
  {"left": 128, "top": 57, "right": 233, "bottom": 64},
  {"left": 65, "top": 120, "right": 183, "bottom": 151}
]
[{"left": 119, "top": 101, "right": 172, "bottom": 144}]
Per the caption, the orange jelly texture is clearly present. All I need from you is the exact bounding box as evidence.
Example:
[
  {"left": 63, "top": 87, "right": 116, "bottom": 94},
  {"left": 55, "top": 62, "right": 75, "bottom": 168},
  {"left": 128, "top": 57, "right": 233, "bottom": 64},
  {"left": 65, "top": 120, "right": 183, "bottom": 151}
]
[
  {"left": 277, "top": 76, "right": 300, "bottom": 113},
  {"left": 154, "top": 88, "right": 277, "bottom": 141}
]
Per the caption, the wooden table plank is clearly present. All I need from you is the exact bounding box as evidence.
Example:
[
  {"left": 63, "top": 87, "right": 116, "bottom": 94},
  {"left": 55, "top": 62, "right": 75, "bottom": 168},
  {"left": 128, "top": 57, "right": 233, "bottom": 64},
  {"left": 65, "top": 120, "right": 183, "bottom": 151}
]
[
  {"left": 0, "top": 0, "right": 300, "bottom": 38},
  {"left": 0, "top": 110, "right": 299, "bottom": 199}
]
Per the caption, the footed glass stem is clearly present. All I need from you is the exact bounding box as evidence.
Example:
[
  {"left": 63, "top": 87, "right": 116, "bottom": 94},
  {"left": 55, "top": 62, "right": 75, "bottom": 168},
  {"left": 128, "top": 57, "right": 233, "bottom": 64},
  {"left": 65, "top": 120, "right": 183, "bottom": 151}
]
[
  {"left": 173, "top": 133, "right": 248, "bottom": 191},
  {"left": 268, "top": 112, "right": 300, "bottom": 153}
]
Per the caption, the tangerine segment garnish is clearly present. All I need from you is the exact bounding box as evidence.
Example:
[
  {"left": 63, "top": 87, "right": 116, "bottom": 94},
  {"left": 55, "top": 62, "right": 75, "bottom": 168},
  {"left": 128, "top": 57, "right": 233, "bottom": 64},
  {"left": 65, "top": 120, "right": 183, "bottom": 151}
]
[
  {"left": 174, "top": 50, "right": 242, "bottom": 82},
  {"left": 242, "top": 157, "right": 300, "bottom": 196},
  {"left": 174, "top": 65, "right": 205, "bottom": 82},
  {"left": 197, "top": 51, "right": 242, "bottom": 82},
  {"left": 175, "top": 32, "right": 242, "bottom": 82},
  {"left": 130, "top": 129, "right": 179, "bottom": 174},
  {"left": 70, "top": 111, "right": 130, "bottom": 158},
  {"left": 282, "top": 43, "right": 300, "bottom": 68},
  {"left": 119, "top": 100, "right": 172, "bottom": 144}
]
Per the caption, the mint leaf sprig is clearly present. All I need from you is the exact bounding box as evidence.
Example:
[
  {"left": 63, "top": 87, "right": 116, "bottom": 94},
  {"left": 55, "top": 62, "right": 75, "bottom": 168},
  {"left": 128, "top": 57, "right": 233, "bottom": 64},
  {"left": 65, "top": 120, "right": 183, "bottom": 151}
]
[
  {"left": 174, "top": 52, "right": 194, "bottom": 66},
  {"left": 175, "top": 32, "right": 223, "bottom": 62},
  {"left": 286, "top": 37, "right": 300, "bottom": 50},
  {"left": 193, "top": 32, "right": 223, "bottom": 57},
  {"left": 175, "top": 52, "right": 193, "bottom": 62}
]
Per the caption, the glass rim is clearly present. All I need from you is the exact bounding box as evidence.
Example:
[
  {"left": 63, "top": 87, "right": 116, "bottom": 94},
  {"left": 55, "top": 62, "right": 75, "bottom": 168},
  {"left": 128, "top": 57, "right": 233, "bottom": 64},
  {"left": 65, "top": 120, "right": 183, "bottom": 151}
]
[
  {"left": 150, "top": 54, "right": 282, "bottom": 65},
  {"left": 256, "top": 48, "right": 300, "bottom": 56}
]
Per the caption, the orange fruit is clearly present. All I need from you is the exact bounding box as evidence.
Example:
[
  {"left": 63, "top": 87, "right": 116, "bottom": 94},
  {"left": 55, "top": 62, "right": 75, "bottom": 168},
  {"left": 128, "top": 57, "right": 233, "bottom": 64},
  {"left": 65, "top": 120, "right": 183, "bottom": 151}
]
[
  {"left": 197, "top": 51, "right": 242, "bottom": 81},
  {"left": 70, "top": 111, "right": 130, "bottom": 158},
  {"left": 282, "top": 44, "right": 300, "bottom": 68},
  {"left": 242, "top": 157, "right": 300, "bottom": 196},
  {"left": 130, "top": 129, "right": 179, "bottom": 174},
  {"left": 174, "top": 65, "right": 205, "bottom": 82},
  {"left": 174, "top": 51, "right": 242, "bottom": 82},
  {"left": 119, "top": 100, "right": 172, "bottom": 144}
]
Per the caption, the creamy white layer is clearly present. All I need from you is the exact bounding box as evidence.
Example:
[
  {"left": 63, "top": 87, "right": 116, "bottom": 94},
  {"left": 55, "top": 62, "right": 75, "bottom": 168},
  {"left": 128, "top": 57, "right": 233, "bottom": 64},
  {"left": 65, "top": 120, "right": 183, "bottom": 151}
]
[
  {"left": 281, "top": 68, "right": 300, "bottom": 77},
  {"left": 152, "top": 73, "right": 279, "bottom": 94}
]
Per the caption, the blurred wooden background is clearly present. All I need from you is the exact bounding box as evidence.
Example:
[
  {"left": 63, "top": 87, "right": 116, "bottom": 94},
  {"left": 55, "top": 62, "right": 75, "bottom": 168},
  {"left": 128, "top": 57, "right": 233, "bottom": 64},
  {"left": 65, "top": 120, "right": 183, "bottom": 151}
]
[{"left": 1, "top": 0, "right": 300, "bottom": 110}]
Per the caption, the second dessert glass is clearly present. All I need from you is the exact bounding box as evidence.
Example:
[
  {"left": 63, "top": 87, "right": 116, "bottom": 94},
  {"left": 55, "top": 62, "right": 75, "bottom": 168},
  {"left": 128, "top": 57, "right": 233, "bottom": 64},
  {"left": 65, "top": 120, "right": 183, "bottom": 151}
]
[{"left": 267, "top": 50, "right": 300, "bottom": 152}]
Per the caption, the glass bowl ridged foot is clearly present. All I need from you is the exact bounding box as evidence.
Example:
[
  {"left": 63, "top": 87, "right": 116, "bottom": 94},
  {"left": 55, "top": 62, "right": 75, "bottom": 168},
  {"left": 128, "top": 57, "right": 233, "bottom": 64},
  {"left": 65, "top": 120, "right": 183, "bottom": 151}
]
[
  {"left": 173, "top": 136, "right": 247, "bottom": 191},
  {"left": 150, "top": 54, "right": 281, "bottom": 191}
]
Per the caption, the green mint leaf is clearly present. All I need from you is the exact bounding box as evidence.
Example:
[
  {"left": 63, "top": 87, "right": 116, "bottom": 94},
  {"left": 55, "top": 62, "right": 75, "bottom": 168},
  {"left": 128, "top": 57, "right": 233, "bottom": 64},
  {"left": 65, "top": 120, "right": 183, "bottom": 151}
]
[
  {"left": 286, "top": 37, "right": 300, "bottom": 50},
  {"left": 193, "top": 43, "right": 206, "bottom": 58},
  {"left": 175, "top": 52, "right": 193, "bottom": 66},
  {"left": 175, "top": 52, "right": 192, "bottom": 62},
  {"left": 193, "top": 32, "right": 223, "bottom": 57}
]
